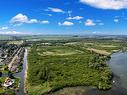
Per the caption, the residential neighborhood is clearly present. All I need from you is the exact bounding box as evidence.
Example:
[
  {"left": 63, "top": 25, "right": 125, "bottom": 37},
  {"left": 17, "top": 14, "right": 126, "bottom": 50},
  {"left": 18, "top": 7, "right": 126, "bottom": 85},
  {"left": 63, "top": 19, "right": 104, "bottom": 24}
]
[{"left": 0, "top": 41, "right": 25, "bottom": 94}]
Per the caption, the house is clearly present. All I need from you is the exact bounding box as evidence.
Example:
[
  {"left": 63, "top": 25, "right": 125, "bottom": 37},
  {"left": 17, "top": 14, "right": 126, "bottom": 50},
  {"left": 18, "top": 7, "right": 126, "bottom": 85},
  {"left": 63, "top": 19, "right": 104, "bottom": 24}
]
[{"left": 3, "top": 77, "right": 15, "bottom": 87}]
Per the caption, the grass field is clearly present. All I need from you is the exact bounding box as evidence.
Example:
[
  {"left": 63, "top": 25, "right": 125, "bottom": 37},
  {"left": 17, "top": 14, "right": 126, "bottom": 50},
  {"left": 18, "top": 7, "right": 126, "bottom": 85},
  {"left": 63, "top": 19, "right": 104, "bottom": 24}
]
[
  {"left": 7, "top": 41, "right": 23, "bottom": 45},
  {"left": 19, "top": 35, "right": 89, "bottom": 41},
  {"left": 65, "top": 40, "right": 125, "bottom": 54},
  {"left": 37, "top": 46, "right": 84, "bottom": 56},
  {"left": 0, "top": 35, "right": 14, "bottom": 40}
]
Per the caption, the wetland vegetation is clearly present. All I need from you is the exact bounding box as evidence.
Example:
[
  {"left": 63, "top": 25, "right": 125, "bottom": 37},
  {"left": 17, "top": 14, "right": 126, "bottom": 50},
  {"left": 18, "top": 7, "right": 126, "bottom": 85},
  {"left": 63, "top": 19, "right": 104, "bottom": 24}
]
[{"left": 25, "top": 36, "right": 127, "bottom": 95}]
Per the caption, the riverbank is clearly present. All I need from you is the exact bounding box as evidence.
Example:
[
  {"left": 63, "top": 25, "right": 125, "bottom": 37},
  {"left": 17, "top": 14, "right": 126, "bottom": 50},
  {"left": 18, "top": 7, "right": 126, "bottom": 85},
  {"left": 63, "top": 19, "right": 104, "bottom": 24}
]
[{"left": 24, "top": 48, "right": 28, "bottom": 94}]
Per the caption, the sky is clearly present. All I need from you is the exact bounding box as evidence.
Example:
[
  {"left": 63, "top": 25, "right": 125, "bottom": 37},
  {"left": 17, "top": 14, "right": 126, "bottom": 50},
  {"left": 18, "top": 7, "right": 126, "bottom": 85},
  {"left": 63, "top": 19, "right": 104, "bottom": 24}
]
[{"left": 0, "top": 0, "right": 127, "bottom": 35}]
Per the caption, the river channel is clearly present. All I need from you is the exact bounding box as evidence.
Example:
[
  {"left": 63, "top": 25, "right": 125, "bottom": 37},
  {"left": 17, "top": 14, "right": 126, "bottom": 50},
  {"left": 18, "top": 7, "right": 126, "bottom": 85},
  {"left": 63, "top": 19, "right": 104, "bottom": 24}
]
[{"left": 15, "top": 48, "right": 27, "bottom": 95}]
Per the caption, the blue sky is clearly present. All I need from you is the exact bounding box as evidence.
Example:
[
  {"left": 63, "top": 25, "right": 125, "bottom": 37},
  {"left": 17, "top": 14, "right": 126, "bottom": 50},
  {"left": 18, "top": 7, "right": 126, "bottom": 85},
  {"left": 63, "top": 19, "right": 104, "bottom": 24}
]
[{"left": 0, "top": 0, "right": 127, "bottom": 35}]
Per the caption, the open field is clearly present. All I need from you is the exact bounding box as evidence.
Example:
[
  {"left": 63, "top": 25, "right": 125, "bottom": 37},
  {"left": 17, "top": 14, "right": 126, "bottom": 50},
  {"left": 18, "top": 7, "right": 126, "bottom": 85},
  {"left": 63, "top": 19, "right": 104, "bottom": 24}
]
[
  {"left": 37, "top": 46, "right": 84, "bottom": 56},
  {"left": 64, "top": 39, "right": 126, "bottom": 54},
  {"left": 19, "top": 35, "right": 83, "bottom": 41},
  {"left": 0, "top": 35, "right": 13, "bottom": 40},
  {"left": 86, "top": 48, "right": 111, "bottom": 56},
  {"left": 7, "top": 41, "right": 23, "bottom": 45}
]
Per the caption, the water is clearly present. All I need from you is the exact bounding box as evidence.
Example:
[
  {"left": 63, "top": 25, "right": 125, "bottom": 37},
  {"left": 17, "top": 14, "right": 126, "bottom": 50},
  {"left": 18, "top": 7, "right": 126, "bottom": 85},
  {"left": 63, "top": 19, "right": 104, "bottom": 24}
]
[
  {"left": 53, "top": 52, "right": 127, "bottom": 95},
  {"left": 15, "top": 48, "right": 27, "bottom": 95},
  {"left": 108, "top": 52, "right": 127, "bottom": 91}
]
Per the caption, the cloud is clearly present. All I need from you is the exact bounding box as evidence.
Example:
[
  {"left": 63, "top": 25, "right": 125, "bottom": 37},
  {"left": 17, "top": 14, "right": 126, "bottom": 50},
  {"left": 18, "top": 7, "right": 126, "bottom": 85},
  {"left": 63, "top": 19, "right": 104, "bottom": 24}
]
[
  {"left": 40, "top": 20, "right": 49, "bottom": 24},
  {"left": 10, "top": 13, "right": 50, "bottom": 25},
  {"left": 95, "top": 20, "right": 104, "bottom": 25},
  {"left": 92, "top": 31, "right": 97, "bottom": 34},
  {"left": 10, "top": 13, "right": 38, "bottom": 24},
  {"left": 67, "top": 16, "right": 83, "bottom": 20},
  {"left": 98, "top": 23, "right": 104, "bottom": 25},
  {"left": 0, "top": 31, "right": 22, "bottom": 35},
  {"left": 96, "top": 20, "right": 102, "bottom": 22},
  {"left": 67, "top": 11, "right": 72, "bottom": 17},
  {"left": 47, "top": 14, "right": 52, "bottom": 16},
  {"left": 0, "top": 26, "right": 8, "bottom": 30},
  {"left": 80, "top": 0, "right": 127, "bottom": 10},
  {"left": 85, "top": 19, "right": 96, "bottom": 26},
  {"left": 46, "top": 7, "right": 64, "bottom": 13},
  {"left": 28, "top": 19, "right": 38, "bottom": 23},
  {"left": 114, "top": 19, "right": 119, "bottom": 22},
  {"left": 58, "top": 21, "right": 74, "bottom": 26},
  {"left": 0, "top": 30, "right": 34, "bottom": 35},
  {"left": 10, "top": 13, "right": 29, "bottom": 23}
]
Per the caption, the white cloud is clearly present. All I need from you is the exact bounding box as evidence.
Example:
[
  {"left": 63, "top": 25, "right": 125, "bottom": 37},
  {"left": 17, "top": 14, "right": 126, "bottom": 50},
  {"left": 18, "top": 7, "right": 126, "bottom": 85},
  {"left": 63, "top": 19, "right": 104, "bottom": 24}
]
[
  {"left": 96, "top": 20, "right": 101, "bottom": 22},
  {"left": 0, "top": 30, "right": 33, "bottom": 35},
  {"left": 95, "top": 20, "right": 104, "bottom": 25},
  {"left": 80, "top": 0, "right": 127, "bottom": 10},
  {"left": 114, "top": 19, "right": 119, "bottom": 22},
  {"left": 10, "top": 13, "right": 29, "bottom": 23},
  {"left": 47, "top": 14, "right": 52, "bottom": 16},
  {"left": 10, "top": 13, "right": 49, "bottom": 25},
  {"left": 98, "top": 23, "right": 104, "bottom": 25},
  {"left": 0, "top": 27, "right": 8, "bottom": 30},
  {"left": 85, "top": 19, "right": 96, "bottom": 26},
  {"left": 13, "top": 23, "right": 23, "bottom": 26},
  {"left": 0, "top": 31, "right": 22, "bottom": 35},
  {"left": 67, "top": 16, "right": 83, "bottom": 20},
  {"left": 28, "top": 19, "right": 38, "bottom": 23},
  {"left": 58, "top": 21, "right": 74, "bottom": 26},
  {"left": 92, "top": 31, "right": 97, "bottom": 34},
  {"left": 67, "top": 11, "right": 72, "bottom": 17},
  {"left": 46, "top": 7, "right": 64, "bottom": 13},
  {"left": 40, "top": 20, "right": 49, "bottom": 24},
  {"left": 114, "top": 16, "right": 119, "bottom": 18},
  {"left": 10, "top": 13, "right": 38, "bottom": 24}
]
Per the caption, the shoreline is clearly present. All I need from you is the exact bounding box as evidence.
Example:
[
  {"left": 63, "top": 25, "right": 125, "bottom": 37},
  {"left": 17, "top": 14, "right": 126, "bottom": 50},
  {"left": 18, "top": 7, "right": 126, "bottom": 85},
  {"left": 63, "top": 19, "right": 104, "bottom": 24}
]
[{"left": 24, "top": 48, "right": 28, "bottom": 94}]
